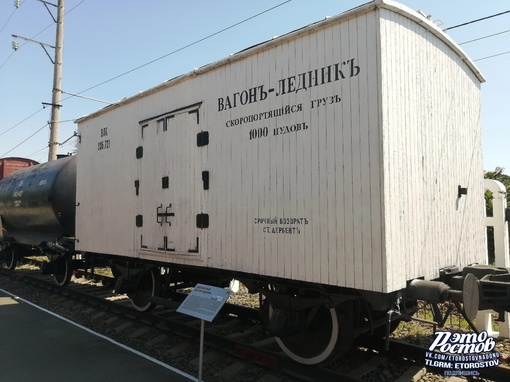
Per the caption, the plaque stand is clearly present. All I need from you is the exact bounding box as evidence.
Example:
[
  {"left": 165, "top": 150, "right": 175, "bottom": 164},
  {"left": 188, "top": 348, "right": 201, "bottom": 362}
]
[{"left": 177, "top": 284, "right": 232, "bottom": 382}]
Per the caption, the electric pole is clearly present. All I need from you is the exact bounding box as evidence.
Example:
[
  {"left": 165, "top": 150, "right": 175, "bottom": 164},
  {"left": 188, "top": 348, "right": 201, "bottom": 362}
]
[
  {"left": 48, "top": 0, "right": 64, "bottom": 161},
  {"left": 12, "top": 0, "right": 65, "bottom": 161}
]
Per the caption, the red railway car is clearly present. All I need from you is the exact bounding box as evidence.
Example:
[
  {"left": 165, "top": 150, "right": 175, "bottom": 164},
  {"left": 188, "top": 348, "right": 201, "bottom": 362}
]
[{"left": 0, "top": 157, "right": 39, "bottom": 181}]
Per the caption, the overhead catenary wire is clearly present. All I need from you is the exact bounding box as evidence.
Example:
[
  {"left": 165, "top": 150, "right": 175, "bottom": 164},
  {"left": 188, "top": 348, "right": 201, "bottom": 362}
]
[
  {"left": 0, "top": 11, "right": 54, "bottom": 70},
  {"left": 0, "top": 0, "right": 85, "bottom": 70},
  {"left": 459, "top": 29, "right": 510, "bottom": 45},
  {"left": 0, "top": 123, "right": 47, "bottom": 157},
  {"left": 25, "top": 130, "right": 77, "bottom": 160},
  {"left": 27, "top": 145, "right": 49, "bottom": 158},
  {"left": 0, "top": 108, "right": 45, "bottom": 137},
  {"left": 0, "top": 0, "right": 292, "bottom": 156},
  {"left": 0, "top": 4, "right": 19, "bottom": 35},
  {"left": 0, "top": 1, "right": 23, "bottom": 70},
  {"left": 60, "top": 90, "right": 113, "bottom": 105},
  {"left": 0, "top": 0, "right": 87, "bottom": 148},
  {"left": 444, "top": 9, "right": 510, "bottom": 31},
  {"left": 444, "top": 10, "right": 510, "bottom": 65},
  {"left": 460, "top": 29, "right": 510, "bottom": 62},
  {"left": 70, "top": 0, "right": 293, "bottom": 98},
  {"left": 2, "top": 2, "right": 509, "bottom": 158},
  {"left": 31, "top": 4, "right": 510, "bottom": 105},
  {"left": 474, "top": 51, "right": 510, "bottom": 62}
]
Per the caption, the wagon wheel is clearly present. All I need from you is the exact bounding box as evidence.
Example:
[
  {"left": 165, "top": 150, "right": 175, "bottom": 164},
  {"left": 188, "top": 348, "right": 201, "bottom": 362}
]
[
  {"left": 1, "top": 246, "right": 20, "bottom": 270},
  {"left": 53, "top": 255, "right": 72, "bottom": 287},
  {"left": 270, "top": 304, "right": 353, "bottom": 365},
  {"left": 103, "top": 263, "right": 122, "bottom": 288},
  {"left": 128, "top": 268, "right": 158, "bottom": 312}
]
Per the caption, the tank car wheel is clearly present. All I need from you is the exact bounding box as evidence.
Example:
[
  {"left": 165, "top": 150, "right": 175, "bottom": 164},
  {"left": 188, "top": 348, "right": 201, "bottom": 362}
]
[
  {"left": 269, "top": 304, "right": 353, "bottom": 365},
  {"left": 53, "top": 256, "right": 72, "bottom": 287},
  {"left": 128, "top": 268, "right": 158, "bottom": 312},
  {"left": 2, "top": 246, "right": 20, "bottom": 270}
]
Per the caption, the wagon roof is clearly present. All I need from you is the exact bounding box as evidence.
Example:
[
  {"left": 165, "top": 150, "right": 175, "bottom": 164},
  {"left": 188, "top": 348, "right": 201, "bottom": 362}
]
[{"left": 75, "top": 0, "right": 484, "bottom": 124}]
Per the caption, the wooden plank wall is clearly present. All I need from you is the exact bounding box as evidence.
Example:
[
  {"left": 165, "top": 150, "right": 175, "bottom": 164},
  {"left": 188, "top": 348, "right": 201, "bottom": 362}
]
[
  {"left": 379, "top": 9, "right": 485, "bottom": 292},
  {"left": 75, "top": 111, "right": 138, "bottom": 257},
  {"left": 205, "top": 11, "right": 384, "bottom": 291},
  {"left": 75, "top": 5, "right": 485, "bottom": 294}
]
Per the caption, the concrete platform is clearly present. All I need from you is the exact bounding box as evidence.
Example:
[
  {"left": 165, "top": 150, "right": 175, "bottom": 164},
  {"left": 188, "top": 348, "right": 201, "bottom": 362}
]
[{"left": 0, "top": 289, "right": 195, "bottom": 382}]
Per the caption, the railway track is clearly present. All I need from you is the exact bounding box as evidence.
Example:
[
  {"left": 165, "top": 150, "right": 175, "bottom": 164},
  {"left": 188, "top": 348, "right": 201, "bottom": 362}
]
[{"left": 1, "top": 265, "right": 510, "bottom": 382}]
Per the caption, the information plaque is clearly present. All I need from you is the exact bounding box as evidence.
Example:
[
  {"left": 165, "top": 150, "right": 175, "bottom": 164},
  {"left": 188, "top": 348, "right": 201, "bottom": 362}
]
[
  {"left": 177, "top": 283, "right": 232, "bottom": 322},
  {"left": 177, "top": 283, "right": 233, "bottom": 381}
]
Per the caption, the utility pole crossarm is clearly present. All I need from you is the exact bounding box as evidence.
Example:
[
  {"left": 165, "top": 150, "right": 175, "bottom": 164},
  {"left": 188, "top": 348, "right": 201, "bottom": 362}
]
[
  {"left": 11, "top": 34, "right": 56, "bottom": 49},
  {"left": 11, "top": 34, "right": 56, "bottom": 63},
  {"left": 38, "top": 0, "right": 58, "bottom": 23}
]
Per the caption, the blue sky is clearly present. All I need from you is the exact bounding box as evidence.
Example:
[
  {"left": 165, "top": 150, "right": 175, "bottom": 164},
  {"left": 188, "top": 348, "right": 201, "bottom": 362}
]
[{"left": 0, "top": 0, "right": 508, "bottom": 171}]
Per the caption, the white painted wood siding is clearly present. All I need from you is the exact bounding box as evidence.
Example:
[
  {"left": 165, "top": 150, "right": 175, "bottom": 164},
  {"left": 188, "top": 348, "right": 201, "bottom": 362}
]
[
  {"left": 200, "top": 11, "right": 384, "bottom": 291},
  {"left": 76, "top": 1, "right": 485, "bottom": 293},
  {"left": 379, "top": 8, "right": 485, "bottom": 291},
  {"left": 75, "top": 113, "right": 137, "bottom": 257},
  {"left": 136, "top": 107, "right": 203, "bottom": 256}
]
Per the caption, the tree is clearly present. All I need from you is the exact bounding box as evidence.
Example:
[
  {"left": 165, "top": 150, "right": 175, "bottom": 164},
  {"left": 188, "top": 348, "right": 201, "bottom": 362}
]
[
  {"left": 484, "top": 167, "right": 510, "bottom": 264},
  {"left": 485, "top": 167, "right": 510, "bottom": 209}
]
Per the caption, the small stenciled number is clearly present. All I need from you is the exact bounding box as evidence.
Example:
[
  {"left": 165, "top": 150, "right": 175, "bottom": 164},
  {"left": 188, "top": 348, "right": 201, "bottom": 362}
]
[
  {"left": 98, "top": 139, "right": 110, "bottom": 150},
  {"left": 249, "top": 126, "right": 268, "bottom": 140},
  {"left": 98, "top": 127, "right": 110, "bottom": 150}
]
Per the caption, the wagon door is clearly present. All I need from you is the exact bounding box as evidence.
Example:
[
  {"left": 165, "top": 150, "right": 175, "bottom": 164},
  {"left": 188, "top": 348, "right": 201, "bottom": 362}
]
[{"left": 135, "top": 104, "right": 206, "bottom": 256}]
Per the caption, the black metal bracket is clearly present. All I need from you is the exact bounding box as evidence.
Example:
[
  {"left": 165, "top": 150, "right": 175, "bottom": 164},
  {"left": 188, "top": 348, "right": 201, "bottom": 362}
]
[
  {"left": 162, "top": 176, "right": 169, "bottom": 189},
  {"left": 136, "top": 146, "right": 143, "bottom": 159},
  {"left": 196, "top": 213, "right": 209, "bottom": 229},
  {"left": 202, "top": 171, "right": 209, "bottom": 190},
  {"left": 188, "top": 237, "right": 199, "bottom": 253},
  {"left": 157, "top": 204, "right": 174, "bottom": 225},
  {"left": 189, "top": 109, "right": 200, "bottom": 124},
  {"left": 197, "top": 131, "right": 209, "bottom": 147},
  {"left": 158, "top": 236, "right": 175, "bottom": 252}
]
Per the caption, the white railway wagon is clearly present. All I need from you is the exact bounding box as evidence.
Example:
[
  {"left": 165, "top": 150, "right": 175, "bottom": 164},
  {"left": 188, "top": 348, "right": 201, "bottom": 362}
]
[{"left": 75, "top": 0, "right": 487, "bottom": 363}]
